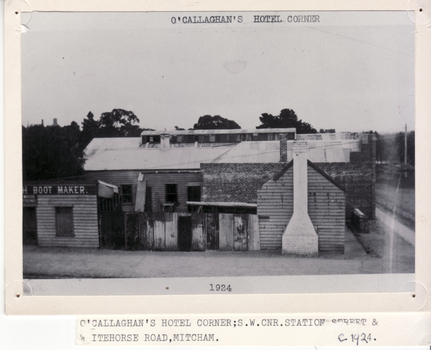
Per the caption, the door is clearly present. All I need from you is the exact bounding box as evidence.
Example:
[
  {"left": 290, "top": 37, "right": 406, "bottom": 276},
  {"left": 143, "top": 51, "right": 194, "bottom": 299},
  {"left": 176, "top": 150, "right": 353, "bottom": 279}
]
[
  {"left": 233, "top": 214, "right": 248, "bottom": 251},
  {"left": 178, "top": 216, "right": 192, "bottom": 251},
  {"left": 23, "top": 207, "right": 38, "bottom": 245}
]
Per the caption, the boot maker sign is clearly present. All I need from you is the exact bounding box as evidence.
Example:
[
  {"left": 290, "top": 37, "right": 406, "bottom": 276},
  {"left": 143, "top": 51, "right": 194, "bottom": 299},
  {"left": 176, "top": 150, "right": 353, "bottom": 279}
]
[{"left": 23, "top": 184, "right": 97, "bottom": 205}]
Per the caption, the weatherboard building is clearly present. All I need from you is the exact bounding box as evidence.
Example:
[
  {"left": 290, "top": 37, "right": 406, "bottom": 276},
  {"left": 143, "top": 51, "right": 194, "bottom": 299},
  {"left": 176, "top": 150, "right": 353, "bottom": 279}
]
[{"left": 23, "top": 128, "right": 376, "bottom": 254}]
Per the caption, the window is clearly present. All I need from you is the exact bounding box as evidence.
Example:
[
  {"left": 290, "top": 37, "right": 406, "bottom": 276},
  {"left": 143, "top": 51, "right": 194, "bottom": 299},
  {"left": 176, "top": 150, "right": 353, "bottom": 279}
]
[
  {"left": 121, "top": 185, "right": 133, "bottom": 204},
  {"left": 187, "top": 186, "right": 201, "bottom": 202},
  {"left": 146, "top": 135, "right": 160, "bottom": 143},
  {"left": 166, "top": 184, "right": 178, "bottom": 203},
  {"left": 55, "top": 207, "right": 74, "bottom": 236}
]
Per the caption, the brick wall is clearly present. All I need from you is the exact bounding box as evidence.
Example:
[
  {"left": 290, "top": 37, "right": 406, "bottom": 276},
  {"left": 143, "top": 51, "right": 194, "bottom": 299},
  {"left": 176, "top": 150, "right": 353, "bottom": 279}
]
[
  {"left": 200, "top": 163, "right": 284, "bottom": 203},
  {"left": 201, "top": 134, "right": 376, "bottom": 220},
  {"left": 316, "top": 133, "right": 376, "bottom": 219}
]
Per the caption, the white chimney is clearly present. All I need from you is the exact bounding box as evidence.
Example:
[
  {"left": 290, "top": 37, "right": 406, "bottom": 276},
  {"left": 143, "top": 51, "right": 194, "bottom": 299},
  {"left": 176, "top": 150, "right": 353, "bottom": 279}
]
[
  {"left": 282, "top": 141, "right": 318, "bottom": 255},
  {"left": 160, "top": 133, "right": 170, "bottom": 150}
]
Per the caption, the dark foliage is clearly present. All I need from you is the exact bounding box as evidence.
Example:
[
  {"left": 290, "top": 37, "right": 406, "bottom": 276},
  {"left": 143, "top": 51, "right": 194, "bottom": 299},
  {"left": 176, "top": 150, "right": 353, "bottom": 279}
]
[
  {"left": 256, "top": 108, "right": 317, "bottom": 134},
  {"left": 22, "top": 123, "right": 84, "bottom": 181},
  {"left": 193, "top": 115, "right": 241, "bottom": 129},
  {"left": 78, "top": 111, "right": 100, "bottom": 153},
  {"left": 98, "top": 109, "right": 141, "bottom": 137},
  {"left": 78, "top": 109, "right": 142, "bottom": 152},
  {"left": 23, "top": 109, "right": 145, "bottom": 181}
]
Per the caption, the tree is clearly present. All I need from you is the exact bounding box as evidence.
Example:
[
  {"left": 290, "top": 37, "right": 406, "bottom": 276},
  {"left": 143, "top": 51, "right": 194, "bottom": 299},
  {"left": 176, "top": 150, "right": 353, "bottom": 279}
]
[
  {"left": 256, "top": 108, "right": 317, "bottom": 134},
  {"left": 193, "top": 115, "right": 241, "bottom": 129},
  {"left": 22, "top": 108, "right": 147, "bottom": 181},
  {"left": 98, "top": 109, "right": 141, "bottom": 137},
  {"left": 78, "top": 109, "right": 143, "bottom": 152},
  {"left": 22, "top": 123, "right": 84, "bottom": 181},
  {"left": 78, "top": 111, "right": 100, "bottom": 153}
]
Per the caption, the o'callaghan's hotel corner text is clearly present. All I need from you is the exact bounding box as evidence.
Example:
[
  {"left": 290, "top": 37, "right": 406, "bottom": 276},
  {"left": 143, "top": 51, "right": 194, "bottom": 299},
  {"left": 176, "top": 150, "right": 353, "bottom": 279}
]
[{"left": 170, "top": 13, "right": 321, "bottom": 25}]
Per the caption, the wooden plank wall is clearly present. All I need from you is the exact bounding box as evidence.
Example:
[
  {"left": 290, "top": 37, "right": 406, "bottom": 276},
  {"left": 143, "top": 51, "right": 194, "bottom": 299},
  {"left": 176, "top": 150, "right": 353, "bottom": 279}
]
[
  {"left": 164, "top": 213, "right": 178, "bottom": 251},
  {"left": 248, "top": 215, "right": 260, "bottom": 250},
  {"left": 123, "top": 212, "right": 259, "bottom": 251},
  {"left": 191, "top": 213, "right": 206, "bottom": 251},
  {"left": 36, "top": 195, "right": 99, "bottom": 248},
  {"left": 308, "top": 167, "right": 345, "bottom": 252},
  {"left": 205, "top": 213, "right": 219, "bottom": 250},
  {"left": 233, "top": 215, "right": 248, "bottom": 251},
  {"left": 153, "top": 214, "right": 166, "bottom": 250},
  {"left": 85, "top": 171, "right": 202, "bottom": 212},
  {"left": 218, "top": 214, "right": 259, "bottom": 251},
  {"left": 257, "top": 165, "right": 345, "bottom": 252},
  {"left": 139, "top": 213, "right": 154, "bottom": 249},
  {"left": 257, "top": 167, "right": 293, "bottom": 250},
  {"left": 219, "top": 214, "right": 234, "bottom": 251}
]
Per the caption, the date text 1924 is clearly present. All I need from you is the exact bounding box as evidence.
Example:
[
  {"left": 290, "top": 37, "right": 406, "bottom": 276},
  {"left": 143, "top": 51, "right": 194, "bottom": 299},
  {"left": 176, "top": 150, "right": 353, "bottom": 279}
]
[{"left": 209, "top": 284, "right": 232, "bottom": 292}]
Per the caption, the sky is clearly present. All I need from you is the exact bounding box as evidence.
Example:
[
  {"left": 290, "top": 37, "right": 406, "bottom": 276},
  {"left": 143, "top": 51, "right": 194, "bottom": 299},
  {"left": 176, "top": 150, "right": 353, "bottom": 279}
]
[{"left": 21, "top": 11, "right": 415, "bottom": 133}]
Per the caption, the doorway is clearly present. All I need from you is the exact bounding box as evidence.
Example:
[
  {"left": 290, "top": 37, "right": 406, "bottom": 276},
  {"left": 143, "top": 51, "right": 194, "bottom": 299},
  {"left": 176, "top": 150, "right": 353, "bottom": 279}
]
[
  {"left": 23, "top": 207, "right": 38, "bottom": 245},
  {"left": 178, "top": 216, "right": 192, "bottom": 251}
]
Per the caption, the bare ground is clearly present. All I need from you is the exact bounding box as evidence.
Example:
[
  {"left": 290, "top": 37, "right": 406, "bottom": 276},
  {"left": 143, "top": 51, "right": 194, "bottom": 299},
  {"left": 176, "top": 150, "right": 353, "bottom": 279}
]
[{"left": 23, "top": 223, "right": 414, "bottom": 280}]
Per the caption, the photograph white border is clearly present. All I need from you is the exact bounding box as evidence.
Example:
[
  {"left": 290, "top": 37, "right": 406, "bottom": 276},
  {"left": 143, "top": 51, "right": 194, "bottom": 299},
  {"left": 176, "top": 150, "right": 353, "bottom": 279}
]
[{"left": 4, "top": 0, "right": 431, "bottom": 321}]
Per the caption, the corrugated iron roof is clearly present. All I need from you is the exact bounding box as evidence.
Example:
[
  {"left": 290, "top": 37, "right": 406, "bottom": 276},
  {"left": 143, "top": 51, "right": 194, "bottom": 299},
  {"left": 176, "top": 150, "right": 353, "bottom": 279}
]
[
  {"left": 84, "top": 138, "right": 237, "bottom": 171},
  {"left": 287, "top": 139, "right": 360, "bottom": 163},
  {"left": 211, "top": 141, "right": 281, "bottom": 163},
  {"left": 141, "top": 128, "right": 296, "bottom": 136},
  {"left": 83, "top": 134, "right": 361, "bottom": 171}
]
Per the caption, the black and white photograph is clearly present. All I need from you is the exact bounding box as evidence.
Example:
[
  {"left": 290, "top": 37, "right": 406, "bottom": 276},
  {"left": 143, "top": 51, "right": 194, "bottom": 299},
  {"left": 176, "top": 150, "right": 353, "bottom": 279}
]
[{"left": 19, "top": 10, "right": 416, "bottom": 296}]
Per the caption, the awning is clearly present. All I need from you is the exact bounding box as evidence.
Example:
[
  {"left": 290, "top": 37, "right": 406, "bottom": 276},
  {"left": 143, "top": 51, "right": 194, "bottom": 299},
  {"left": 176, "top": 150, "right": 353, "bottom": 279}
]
[
  {"left": 186, "top": 201, "right": 257, "bottom": 208},
  {"left": 97, "top": 180, "right": 118, "bottom": 198}
]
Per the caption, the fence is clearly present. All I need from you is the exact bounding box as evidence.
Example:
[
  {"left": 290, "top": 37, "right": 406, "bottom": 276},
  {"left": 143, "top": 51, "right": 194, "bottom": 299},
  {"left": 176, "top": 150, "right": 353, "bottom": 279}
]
[{"left": 119, "top": 212, "right": 259, "bottom": 251}]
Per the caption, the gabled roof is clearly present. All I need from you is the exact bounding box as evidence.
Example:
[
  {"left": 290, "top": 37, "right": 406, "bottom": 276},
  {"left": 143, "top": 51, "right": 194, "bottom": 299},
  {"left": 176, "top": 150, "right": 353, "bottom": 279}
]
[
  {"left": 273, "top": 161, "right": 293, "bottom": 181},
  {"left": 272, "top": 160, "right": 345, "bottom": 191},
  {"left": 307, "top": 160, "right": 345, "bottom": 191}
]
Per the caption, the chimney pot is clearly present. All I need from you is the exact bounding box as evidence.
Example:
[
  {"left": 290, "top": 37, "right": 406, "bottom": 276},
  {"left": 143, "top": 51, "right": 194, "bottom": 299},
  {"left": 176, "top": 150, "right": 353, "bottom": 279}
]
[{"left": 160, "top": 133, "right": 170, "bottom": 150}]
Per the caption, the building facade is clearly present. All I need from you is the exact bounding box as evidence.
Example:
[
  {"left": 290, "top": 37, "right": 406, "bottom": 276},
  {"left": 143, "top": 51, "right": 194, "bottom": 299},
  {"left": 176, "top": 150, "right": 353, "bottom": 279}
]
[
  {"left": 23, "top": 128, "right": 375, "bottom": 253},
  {"left": 23, "top": 182, "right": 99, "bottom": 248}
]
